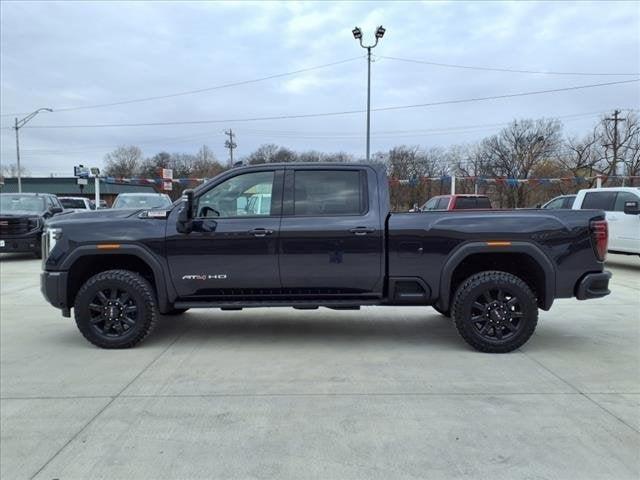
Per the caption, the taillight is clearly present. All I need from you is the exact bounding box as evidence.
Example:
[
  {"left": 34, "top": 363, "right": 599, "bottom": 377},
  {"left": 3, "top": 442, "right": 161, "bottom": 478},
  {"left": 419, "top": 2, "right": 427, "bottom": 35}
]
[{"left": 590, "top": 219, "right": 608, "bottom": 261}]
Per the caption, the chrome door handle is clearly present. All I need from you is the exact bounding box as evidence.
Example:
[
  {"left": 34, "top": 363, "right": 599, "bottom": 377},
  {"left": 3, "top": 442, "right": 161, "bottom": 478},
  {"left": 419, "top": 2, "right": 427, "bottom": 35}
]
[
  {"left": 349, "top": 227, "right": 375, "bottom": 236},
  {"left": 249, "top": 228, "right": 273, "bottom": 237}
]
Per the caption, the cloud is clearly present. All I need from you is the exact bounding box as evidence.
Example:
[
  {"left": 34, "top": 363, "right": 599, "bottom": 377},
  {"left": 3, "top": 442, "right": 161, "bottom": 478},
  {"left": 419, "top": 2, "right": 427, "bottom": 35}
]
[{"left": 0, "top": 1, "right": 638, "bottom": 175}]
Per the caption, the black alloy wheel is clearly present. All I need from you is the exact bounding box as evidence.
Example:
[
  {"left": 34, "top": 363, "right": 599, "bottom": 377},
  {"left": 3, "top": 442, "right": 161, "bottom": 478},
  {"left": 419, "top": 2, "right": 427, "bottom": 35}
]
[{"left": 452, "top": 271, "right": 538, "bottom": 353}]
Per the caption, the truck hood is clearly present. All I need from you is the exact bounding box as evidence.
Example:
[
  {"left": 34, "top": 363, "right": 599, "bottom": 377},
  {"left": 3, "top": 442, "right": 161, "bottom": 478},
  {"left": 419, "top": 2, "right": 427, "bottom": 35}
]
[{"left": 46, "top": 208, "right": 144, "bottom": 226}]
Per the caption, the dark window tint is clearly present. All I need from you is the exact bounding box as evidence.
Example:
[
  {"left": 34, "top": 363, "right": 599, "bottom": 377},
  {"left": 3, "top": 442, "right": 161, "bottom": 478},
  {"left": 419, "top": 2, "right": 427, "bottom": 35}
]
[
  {"left": 60, "top": 198, "right": 87, "bottom": 209},
  {"left": 434, "top": 197, "right": 449, "bottom": 210},
  {"left": 562, "top": 196, "right": 576, "bottom": 208},
  {"left": 581, "top": 192, "right": 617, "bottom": 211},
  {"left": 476, "top": 197, "right": 492, "bottom": 208},
  {"left": 614, "top": 192, "right": 639, "bottom": 212},
  {"left": 294, "top": 170, "right": 365, "bottom": 216},
  {"left": 453, "top": 197, "right": 477, "bottom": 209}
]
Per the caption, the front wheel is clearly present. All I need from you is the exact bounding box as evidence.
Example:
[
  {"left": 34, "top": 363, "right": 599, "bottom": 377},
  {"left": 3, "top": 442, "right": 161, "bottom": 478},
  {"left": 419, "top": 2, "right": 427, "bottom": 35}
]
[
  {"left": 74, "top": 269, "right": 158, "bottom": 348},
  {"left": 452, "top": 271, "right": 538, "bottom": 353}
]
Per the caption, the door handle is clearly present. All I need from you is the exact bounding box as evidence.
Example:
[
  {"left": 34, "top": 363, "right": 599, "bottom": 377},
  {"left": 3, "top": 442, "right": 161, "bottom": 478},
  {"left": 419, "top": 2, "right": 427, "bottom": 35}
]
[
  {"left": 349, "top": 227, "right": 375, "bottom": 236},
  {"left": 249, "top": 228, "right": 273, "bottom": 237}
]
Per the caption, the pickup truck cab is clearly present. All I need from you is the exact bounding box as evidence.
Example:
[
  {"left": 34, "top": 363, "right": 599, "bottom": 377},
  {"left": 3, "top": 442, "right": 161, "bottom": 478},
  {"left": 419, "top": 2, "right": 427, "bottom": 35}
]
[
  {"left": 41, "top": 163, "right": 611, "bottom": 353},
  {"left": 572, "top": 187, "right": 640, "bottom": 255}
]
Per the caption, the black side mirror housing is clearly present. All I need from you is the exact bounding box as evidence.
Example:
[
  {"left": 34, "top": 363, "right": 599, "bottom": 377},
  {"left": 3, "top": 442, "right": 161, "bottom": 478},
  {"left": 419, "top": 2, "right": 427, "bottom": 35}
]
[
  {"left": 623, "top": 200, "right": 640, "bottom": 215},
  {"left": 49, "top": 206, "right": 64, "bottom": 215},
  {"left": 176, "top": 189, "right": 194, "bottom": 233}
]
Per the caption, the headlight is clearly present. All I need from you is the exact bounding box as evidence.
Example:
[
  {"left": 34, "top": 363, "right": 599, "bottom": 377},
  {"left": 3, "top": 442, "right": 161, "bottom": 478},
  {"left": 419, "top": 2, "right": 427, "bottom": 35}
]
[
  {"left": 43, "top": 227, "right": 63, "bottom": 258},
  {"left": 28, "top": 217, "right": 42, "bottom": 231}
]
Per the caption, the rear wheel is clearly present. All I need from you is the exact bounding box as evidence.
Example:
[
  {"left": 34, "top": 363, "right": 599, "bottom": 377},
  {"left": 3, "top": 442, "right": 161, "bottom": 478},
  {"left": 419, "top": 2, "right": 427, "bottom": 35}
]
[
  {"left": 74, "top": 269, "right": 158, "bottom": 348},
  {"left": 452, "top": 271, "right": 538, "bottom": 353}
]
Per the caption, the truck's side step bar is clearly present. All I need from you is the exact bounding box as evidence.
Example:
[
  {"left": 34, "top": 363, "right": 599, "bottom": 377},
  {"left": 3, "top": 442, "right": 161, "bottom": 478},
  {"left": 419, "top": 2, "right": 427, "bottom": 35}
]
[{"left": 173, "top": 299, "right": 381, "bottom": 310}]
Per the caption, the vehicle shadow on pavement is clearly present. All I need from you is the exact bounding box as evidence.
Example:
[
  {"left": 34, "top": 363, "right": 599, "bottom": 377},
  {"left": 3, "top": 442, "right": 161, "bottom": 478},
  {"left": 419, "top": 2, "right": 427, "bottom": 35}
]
[
  {"left": 0, "top": 253, "right": 38, "bottom": 262},
  {"left": 605, "top": 257, "right": 640, "bottom": 273},
  {"left": 144, "top": 311, "right": 464, "bottom": 349}
]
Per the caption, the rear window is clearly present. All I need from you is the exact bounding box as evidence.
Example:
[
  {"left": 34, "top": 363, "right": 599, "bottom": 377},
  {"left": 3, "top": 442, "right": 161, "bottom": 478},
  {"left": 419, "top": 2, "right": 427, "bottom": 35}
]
[
  {"left": 476, "top": 197, "right": 492, "bottom": 209},
  {"left": 293, "top": 170, "right": 365, "bottom": 216},
  {"left": 581, "top": 192, "right": 617, "bottom": 211},
  {"left": 60, "top": 198, "right": 87, "bottom": 209}
]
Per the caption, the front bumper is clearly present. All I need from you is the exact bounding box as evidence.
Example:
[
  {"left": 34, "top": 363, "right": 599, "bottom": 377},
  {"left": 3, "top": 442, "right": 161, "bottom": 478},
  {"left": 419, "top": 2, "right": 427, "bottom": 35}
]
[
  {"left": 0, "top": 234, "right": 41, "bottom": 253},
  {"left": 575, "top": 271, "right": 612, "bottom": 300},
  {"left": 41, "top": 270, "right": 70, "bottom": 315}
]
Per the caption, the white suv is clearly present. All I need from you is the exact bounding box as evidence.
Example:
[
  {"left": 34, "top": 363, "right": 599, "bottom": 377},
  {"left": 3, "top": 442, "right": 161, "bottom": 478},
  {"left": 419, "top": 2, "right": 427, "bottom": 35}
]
[{"left": 573, "top": 187, "right": 640, "bottom": 255}]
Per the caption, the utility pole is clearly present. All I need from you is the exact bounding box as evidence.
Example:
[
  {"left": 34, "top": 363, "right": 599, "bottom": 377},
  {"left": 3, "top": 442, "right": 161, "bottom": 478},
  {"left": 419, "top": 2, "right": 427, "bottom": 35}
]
[
  {"left": 13, "top": 108, "right": 53, "bottom": 192},
  {"left": 605, "top": 109, "right": 625, "bottom": 178},
  {"left": 352, "top": 25, "right": 386, "bottom": 162},
  {"left": 224, "top": 129, "right": 237, "bottom": 167}
]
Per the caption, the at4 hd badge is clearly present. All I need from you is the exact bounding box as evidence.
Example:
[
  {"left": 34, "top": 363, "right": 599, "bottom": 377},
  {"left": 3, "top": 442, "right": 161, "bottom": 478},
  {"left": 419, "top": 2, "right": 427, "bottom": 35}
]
[{"left": 182, "top": 274, "right": 228, "bottom": 280}]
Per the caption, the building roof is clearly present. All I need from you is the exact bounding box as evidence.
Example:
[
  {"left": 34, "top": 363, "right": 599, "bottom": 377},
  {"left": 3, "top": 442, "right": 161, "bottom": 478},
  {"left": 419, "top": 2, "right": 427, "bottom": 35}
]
[{"left": 0, "top": 177, "right": 157, "bottom": 195}]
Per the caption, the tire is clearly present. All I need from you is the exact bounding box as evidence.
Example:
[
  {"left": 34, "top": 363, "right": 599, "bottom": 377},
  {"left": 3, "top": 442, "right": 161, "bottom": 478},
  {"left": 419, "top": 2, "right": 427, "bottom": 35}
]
[
  {"left": 164, "top": 308, "right": 189, "bottom": 316},
  {"left": 452, "top": 271, "right": 538, "bottom": 353},
  {"left": 74, "top": 269, "right": 158, "bottom": 348},
  {"left": 432, "top": 304, "right": 450, "bottom": 318}
]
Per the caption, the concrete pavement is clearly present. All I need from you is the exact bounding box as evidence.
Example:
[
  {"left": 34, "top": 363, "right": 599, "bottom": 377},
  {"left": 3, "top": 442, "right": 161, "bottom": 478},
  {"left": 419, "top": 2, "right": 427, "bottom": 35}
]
[{"left": 1, "top": 253, "right": 638, "bottom": 479}]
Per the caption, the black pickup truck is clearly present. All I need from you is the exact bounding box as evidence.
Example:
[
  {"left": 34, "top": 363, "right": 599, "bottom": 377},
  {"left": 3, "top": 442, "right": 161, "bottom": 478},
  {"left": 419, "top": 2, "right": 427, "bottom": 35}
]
[{"left": 41, "top": 163, "right": 611, "bottom": 352}]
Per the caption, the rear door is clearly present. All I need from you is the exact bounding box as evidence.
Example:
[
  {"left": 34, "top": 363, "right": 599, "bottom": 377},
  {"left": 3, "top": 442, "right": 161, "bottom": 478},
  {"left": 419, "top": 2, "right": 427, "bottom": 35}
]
[{"left": 278, "top": 166, "right": 384, "bottom": 294}]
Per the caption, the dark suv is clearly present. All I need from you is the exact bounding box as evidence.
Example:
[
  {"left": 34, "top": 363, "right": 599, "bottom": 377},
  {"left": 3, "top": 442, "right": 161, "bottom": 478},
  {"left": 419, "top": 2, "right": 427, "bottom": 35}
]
[{"left": 0, "top": 193, "right": 64, "bottom": 257}]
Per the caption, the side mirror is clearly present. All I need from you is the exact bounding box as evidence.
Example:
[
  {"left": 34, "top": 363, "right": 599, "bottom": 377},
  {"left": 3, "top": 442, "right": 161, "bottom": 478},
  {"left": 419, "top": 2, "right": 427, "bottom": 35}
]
[
  {"left": 535, "top": 203, "right": 542, "bottom": 209},
  {"left": 49, "top": 206, "right": 64, "bottom": 215},
  {"left": 176, "top": 189, "right": 194, "bottom": 233},
  {"left": 623, "top": 200, "right": 640, "bottom": 215}
]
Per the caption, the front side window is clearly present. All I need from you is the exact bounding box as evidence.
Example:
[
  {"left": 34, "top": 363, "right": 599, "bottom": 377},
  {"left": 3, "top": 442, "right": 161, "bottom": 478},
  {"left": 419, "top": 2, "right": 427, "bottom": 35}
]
[
  {"left": 544, "top": 197, "right": 565, "bottom": 209},
  {"left": 422, "top": 198, "right": 439, "bottom": 211},
  {"left": 581, "top": 192, "right": 617, "bottom": 211},
  {"left": 197, "top": 171, "right": 275, "bottom": 218},
  {"left": 613, "top": 192, "right": 639, "bottom": 212},
  {"left": 293, "top": 170, "right": 365, "bottom": 216}
]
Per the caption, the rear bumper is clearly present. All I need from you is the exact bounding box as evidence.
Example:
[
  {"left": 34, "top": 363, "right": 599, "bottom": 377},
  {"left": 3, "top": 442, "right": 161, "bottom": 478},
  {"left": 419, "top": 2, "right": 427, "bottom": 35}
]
[
  {"left": 41, "top": 270, "right": 70, "bottom": 315},
  {"left": 575, "top": 271, "right": 611, "bottom": 300},
  {"left": 0, "top": 234, "right": 40, "bottom": 253}
]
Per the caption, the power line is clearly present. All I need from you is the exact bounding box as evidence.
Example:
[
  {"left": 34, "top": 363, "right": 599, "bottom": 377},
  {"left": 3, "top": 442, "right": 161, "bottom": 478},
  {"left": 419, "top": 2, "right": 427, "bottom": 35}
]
[
  {"left": 0, "top": 57, "right": 363, "bottom": 117},
  {"left": 12, "top": 79, "right": 637, "bottom": 130},
  {"left": 378, "top": 55, "right": 640, "bottom": 76}
]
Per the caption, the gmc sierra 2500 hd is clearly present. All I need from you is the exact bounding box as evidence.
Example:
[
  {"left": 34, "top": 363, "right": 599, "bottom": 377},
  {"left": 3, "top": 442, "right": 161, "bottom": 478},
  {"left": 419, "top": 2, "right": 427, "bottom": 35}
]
[{"left": 41, "top": 163, "right": 611, "bottom": 352}]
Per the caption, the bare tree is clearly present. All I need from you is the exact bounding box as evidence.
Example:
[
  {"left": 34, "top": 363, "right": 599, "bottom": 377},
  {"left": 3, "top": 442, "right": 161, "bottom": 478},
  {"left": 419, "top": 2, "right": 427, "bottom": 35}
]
[
  {"left": 104, "top": 145, "right": 143, "bottom": 177},
  {"left": 0, "top": 163, "right": 29, "bottom": 178},
  {"left": 478, "top": 119, "right": 562, "bottom": 207}
]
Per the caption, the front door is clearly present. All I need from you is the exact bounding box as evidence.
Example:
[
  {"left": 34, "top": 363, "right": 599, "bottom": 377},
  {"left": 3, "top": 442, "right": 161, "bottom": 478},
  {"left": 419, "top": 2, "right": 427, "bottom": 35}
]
[
  {"left": 166, "top": 169, "right": 283, "bottom": 297},
  {"left": 278, "top": 167, "right": 384, "bottom": 295}
]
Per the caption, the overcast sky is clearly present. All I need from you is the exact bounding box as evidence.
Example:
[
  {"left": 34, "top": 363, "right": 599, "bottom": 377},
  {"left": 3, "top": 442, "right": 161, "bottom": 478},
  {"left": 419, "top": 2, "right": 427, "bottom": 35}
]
[{"left": 1, "top": 0, "right": 638, "bottom": 176}]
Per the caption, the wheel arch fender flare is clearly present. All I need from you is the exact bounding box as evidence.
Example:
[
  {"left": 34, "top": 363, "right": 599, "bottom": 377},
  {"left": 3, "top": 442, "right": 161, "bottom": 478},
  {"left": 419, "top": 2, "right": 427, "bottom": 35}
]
[
  {"left": 60, "top": 244, "right": 170, "bottom": 312},
  {"left": 438, "top": 241, "right": 556, "bottom": 311}
]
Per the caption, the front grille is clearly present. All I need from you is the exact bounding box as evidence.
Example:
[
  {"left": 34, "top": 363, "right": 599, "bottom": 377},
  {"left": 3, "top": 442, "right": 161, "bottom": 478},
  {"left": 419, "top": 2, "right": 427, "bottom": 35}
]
[{"left": 0, "top": 217, "right": 31, "bottom": 236}]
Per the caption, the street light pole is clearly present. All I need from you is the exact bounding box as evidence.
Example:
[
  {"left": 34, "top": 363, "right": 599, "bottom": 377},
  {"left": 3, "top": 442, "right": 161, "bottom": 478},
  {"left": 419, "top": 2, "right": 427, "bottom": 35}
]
[
  {"left": 13, "top": 108, "right": 53, "bottom": 192},
  {"left": 352, "top": 25, "right": 385, "bottom": 162}
]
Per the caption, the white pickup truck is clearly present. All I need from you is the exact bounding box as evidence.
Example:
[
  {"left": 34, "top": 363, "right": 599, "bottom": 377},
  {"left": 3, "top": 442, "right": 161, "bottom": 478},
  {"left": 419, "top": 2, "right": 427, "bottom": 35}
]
[{"left": 573, "top": 187, "right": 640, "bottom": 255}]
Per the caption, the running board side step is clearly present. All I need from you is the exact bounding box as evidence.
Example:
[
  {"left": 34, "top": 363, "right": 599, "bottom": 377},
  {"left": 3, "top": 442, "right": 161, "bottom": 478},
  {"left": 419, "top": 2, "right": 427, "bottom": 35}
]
[{"left": 173, "top": 299, "right": 379, "bottom": 310}]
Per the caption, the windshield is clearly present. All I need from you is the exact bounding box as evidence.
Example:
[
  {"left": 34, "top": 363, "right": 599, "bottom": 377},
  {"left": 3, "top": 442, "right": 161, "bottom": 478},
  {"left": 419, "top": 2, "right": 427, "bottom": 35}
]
[
  {"left": 112, "top": 194, "right": 172, "bottom": 209},
  {"left": 60, "top": 198, "right": 88, "bottom": 209},
  {"left": 0, "top": 195, "right": 46, "bottom": 213}
]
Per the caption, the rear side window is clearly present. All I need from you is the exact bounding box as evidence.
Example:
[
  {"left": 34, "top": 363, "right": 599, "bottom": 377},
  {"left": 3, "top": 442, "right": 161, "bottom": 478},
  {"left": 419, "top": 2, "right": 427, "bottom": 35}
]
[
  {"left": 436, "top": 197, "right": 451, "bottom": 210},
  {"left": 581, "top": 192, "right": 617, "bottom": 211},
  {"left": 453, "top": 197, "right": 476, "bottom": 209},
  {"left": 613, "top": 192, "right": 639, "bottom": 212},
  {"left": 294, "top": 170, "right": 365, "bottom": 216}
]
